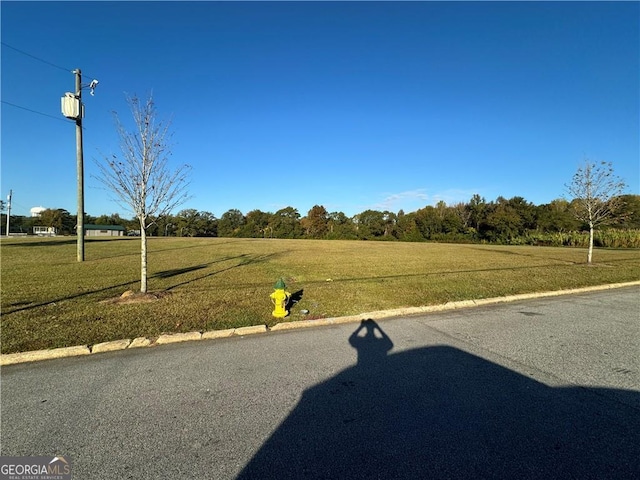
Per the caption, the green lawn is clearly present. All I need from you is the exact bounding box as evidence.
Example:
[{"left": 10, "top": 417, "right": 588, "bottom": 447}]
[{"left": 2, "top": 236, "right": 639, "bottom": 354}]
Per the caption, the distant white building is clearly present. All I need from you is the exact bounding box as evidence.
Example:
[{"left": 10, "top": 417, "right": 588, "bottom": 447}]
[
  {"left": 84, "top": 224, "right": 126, "bottom": 237},
  {"left": 33, "top": 226, "right": 56, "bottom": 236},
  {"left": 30, "top": 206, "right": 46, "bottom": 217}
]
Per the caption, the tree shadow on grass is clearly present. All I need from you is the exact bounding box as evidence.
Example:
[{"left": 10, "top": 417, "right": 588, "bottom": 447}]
[
  {"left": 1, "top": 237, "right": 131, "bottom": 248},
  {"left": 151, "top": 254, "right": 251, "bottom": 280},
  {"left": 2, "top": 254, "right": 279, "bottom": 314},
  {"left": 465, "top": 245, "right": 585, "bottom": 266},
  {"left": 237, "top": 320, "right": 640, "bottom": 480},
  {"left": 465, "top": 246, "right": 640, "bottom": 267},
  {"left": 152, "top": 264, "right": 209, "bottom": 279},
  {"left": 2, "top": 279, "right": 141, "bottom": 314},
  {"left": 306, "top": 262, "right": 583, "bottom": 286},
  {"left": 163, "top": 252, "right": 288, "bottom": 291}
]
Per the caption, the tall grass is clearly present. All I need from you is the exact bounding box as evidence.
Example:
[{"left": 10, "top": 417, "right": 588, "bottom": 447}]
[
  {"left": 1, "top": 237, "right": 638, "bottom": 354},
  {"left": 516, "top": 229, "right": 640, "bottom": 248}
]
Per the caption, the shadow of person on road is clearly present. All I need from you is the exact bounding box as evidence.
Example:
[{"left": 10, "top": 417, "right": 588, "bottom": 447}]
[
  {"left": 237, "top": 320, "right": 640, "bottom": 480},
  {"left": 348, "top": 319, "right": 393, "bottom": 365}
]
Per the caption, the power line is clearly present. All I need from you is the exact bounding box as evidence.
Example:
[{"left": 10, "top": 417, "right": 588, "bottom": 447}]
[
  {"left": 1, "top": 41, "right": 98, "bottom": 80},
  {"left": 2, "top": 99, "right": 88, "bottom": 131},
  {"left": 1, "top": 41, "right": 71, "bottom": 73},
  {"left": 1, "top": 100, "right": 72, "bottom": 123}
]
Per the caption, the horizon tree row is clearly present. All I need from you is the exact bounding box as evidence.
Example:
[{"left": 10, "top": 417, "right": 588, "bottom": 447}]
[{"left": 4, "top": 194, "right": 638, "bottom": 246}]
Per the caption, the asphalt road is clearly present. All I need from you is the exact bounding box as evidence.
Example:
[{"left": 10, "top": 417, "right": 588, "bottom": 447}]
[{"left": 1, "top": 287, "right": 639, "bottom": 479}]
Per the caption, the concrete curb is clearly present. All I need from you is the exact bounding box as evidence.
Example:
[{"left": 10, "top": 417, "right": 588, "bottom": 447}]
[
  {"left": 129, "top": 337, "right": 152, "bottom": 348},
  {"left": 2, "top": 281, "right": 638, "bottom": 366},
  {"left": 92, "top": 339, "right": 131, "bottom": 353},
  {"left": 156, "top": 332, "right": 202, "bottom": 345},
  {"left": 202, "top": 328, "right": 235, "bottom": 340},
  {"left": 1, "top": 346, "right": 91, "bottom": 366}
]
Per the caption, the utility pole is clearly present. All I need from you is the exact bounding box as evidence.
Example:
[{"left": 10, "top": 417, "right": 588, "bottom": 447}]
[
  {"left": 74, "top": 69, "right": 85, "bottom": 262},
  {"left": 5, "top": 189, "right": 12, "bottom": 237},
  {"left": 62, "top": 69, "right": 97, "bottom": 261}
]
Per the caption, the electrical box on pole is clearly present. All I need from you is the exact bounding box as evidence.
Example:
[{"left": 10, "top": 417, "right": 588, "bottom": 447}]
[{"left": 61, "top": 93, "right": 84, "bottom": 120}]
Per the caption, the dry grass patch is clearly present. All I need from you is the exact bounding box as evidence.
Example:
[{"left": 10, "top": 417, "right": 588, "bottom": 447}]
[{"left": 99, "top": 290, "right": 170, "bottom": 305}]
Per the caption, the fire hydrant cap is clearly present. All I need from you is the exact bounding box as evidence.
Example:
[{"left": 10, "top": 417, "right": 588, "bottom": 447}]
[{"left": 274, "top": 278, "right": 286, "bottom": 289}]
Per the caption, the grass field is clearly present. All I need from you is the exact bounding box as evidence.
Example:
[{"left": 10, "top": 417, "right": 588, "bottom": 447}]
[{"left": 1, "top": 236, "right": 639, "bottom": 354}]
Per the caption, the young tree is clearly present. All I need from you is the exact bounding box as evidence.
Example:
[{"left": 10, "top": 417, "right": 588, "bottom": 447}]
[
  {"left": 96, "top": 95, "right": 190, "bottom": 292},
  {"left": 566, "top": 160, "right": 627, "bottom": 263}
]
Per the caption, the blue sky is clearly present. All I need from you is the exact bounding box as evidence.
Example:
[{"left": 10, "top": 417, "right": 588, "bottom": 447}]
[{"left": 2, "top": 1, "right": 638, "bottom": 219}]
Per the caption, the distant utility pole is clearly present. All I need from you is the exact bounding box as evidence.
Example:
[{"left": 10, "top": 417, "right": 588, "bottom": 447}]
[
  {"left": 5, "top": 189, "right": 12, "bottom": 237},
  {"left": 61, "top": 69, "right": 98, "bottom": 262}
]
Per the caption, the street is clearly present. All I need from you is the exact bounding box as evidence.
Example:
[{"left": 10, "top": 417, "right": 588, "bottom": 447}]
[{"left": 2, "top": 287, "right": 639, "bottom": 479}]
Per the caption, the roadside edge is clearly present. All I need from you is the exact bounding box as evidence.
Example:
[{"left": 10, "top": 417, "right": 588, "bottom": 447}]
[{"left": 2, "top": 281, "right": 638, "bottom": 366}]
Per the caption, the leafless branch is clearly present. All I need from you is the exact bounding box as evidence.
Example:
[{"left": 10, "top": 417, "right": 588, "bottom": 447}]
[{"left": 94, "top": 94, "right": 191, "bottom": 292}]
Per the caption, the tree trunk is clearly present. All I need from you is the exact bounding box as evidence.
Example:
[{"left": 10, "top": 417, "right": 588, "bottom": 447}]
[
  {"left": 140, "top": 220, "right": 148, "bottom": 293},
  {"left": 587, "top": 223, "right": 594, "bottom": 264}
]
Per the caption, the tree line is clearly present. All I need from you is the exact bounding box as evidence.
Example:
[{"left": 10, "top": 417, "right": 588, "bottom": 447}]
[{"left": 4, "top": 194, "right": 639, "bottom": 247}]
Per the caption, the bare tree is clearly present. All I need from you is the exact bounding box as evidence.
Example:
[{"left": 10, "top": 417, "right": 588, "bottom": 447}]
[
  {"left": 566, "top": 160, "right": 626, "bottom": 264},
  {"left": 97, "top": 95, "right": 190, "bottom": 292}
]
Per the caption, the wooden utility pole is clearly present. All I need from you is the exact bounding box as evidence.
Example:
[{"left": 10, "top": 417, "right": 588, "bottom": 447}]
[
  {"left": 62, "top": 69, "right": 98, "bottom": 261},
  {"left": 74, "top": 69, "right": 85, "bottom": 261},
  {"left": 5, "top": 189, "right": 12, "bottom": 237}
]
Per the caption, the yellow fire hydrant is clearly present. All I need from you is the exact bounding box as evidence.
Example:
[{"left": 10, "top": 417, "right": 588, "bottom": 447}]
[{"left": 270, "top": 278, "right": 291, "bottom": 318}]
